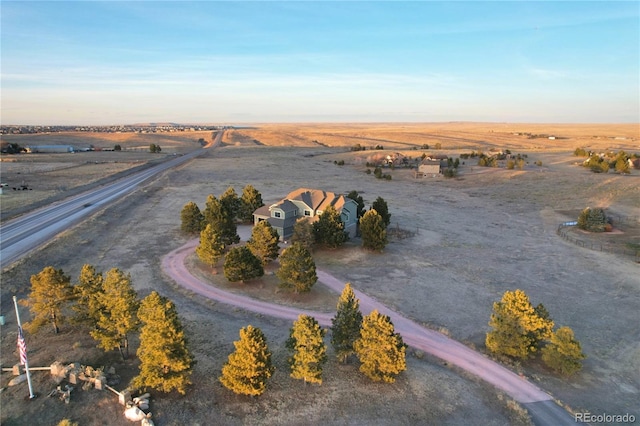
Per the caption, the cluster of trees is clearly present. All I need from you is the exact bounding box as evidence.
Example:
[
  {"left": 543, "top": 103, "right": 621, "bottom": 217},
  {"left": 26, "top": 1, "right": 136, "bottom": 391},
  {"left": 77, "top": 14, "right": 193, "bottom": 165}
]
[
  {"left": 149, "top": 144, "right": 162, "bottom": 153},
  {"left": 0, "top": 142, "right": 25, "bottom": 154},
  {"left": 372, "top": 166, "right": 392, "bottom": 180},
  {"left": 577, "top": 149, "right": 637, "bottom": 174},
  {"left": 22, "top": 265, "right": 195, "bottom": 394},
  {"left": 577, "top": 207, "right": 610, "bottom": 232},
  {"left": 185, "top": 188, "right": 390, "bottom": 290},
  {"left": 506, "top": 158, "right": 526, "bottom": 170},
  {"left": 219, "top": 284, "right": 406, "bottom": 396},
  {"left": 350, "top": 143, "right": 384, "bottom": 151},
  {"left": 181, "top": 184, "right": 265, "bottom": 235},
  {"left": 486, "top": 289, "right": 585, "bottom": 376}
]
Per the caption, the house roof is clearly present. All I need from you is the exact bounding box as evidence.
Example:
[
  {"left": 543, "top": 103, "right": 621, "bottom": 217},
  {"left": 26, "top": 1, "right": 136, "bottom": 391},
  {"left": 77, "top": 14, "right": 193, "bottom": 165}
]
[
  {"left": 286, "top": 188, "right": 344, "bottom": 212},
  {"left": 271, "top": 199, "right": 298, "bottom": 212}
]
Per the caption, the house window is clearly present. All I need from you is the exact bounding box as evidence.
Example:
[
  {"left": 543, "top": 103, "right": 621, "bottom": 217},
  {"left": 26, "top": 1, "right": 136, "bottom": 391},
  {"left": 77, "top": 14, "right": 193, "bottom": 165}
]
[
  {"left": 274, "top": 211, "right": 281, "bottom": 218},
  {"left": 304, "top": 210, "right": 311, "bottom": 216}
]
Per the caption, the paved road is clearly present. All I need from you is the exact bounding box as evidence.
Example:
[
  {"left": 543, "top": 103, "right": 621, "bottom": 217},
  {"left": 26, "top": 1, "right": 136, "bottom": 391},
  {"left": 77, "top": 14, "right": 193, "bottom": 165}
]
[
  {"left": 0, "top": 131, "right": 223, "bottom": 270},
  {"left": 162, "top": 238, "right": 582, "bottom": 425}
]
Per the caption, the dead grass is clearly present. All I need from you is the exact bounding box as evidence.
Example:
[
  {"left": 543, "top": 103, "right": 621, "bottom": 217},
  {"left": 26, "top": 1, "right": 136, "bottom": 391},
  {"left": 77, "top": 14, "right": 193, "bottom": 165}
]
[{"left": 1, "top": 123, "right": 638, "bottom": 425}]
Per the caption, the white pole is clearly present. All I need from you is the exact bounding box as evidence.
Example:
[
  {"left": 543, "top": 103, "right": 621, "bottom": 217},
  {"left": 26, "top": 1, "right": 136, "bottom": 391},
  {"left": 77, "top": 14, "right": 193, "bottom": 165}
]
[{"left": 12, "top": 296, "right": 36, "bottom": 399}]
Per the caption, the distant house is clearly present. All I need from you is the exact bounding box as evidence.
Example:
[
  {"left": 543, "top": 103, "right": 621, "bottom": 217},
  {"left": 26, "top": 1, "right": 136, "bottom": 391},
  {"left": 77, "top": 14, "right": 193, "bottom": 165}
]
[
  {"left": 417, "top": 160, "right": 442, "bottom": 176},
  {"left": 253, "top": 188, "right": 358, "bottom": 241}
]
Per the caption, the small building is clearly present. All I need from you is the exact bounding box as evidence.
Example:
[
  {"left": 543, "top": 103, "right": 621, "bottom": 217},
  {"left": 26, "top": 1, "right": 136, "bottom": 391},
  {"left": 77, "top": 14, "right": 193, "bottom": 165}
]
[
  {"left": 25, "top": 145, "right": 74, "bottom": 153},
  {"left": 253, "top": 188, "right": 358, "bottom": 241},
  {"left": 418, "top": 160, "right": 442, "bottom": 176}
]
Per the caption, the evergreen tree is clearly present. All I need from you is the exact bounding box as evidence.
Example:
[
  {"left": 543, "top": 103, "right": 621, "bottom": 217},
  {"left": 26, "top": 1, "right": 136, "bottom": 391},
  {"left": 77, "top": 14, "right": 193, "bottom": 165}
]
[
  {"left": 286, "top": 314, "right": 327, "bottom": 385},
  {"left": 330, "top": 283, "right": 363, "bottom": 363},
  {"left": 223, "top": 246, "right": 264, "bottom": 283},
  {"left": 239, "top": 184, "right": 265, "bottom": 223},
  {"left": 291, "top": 218, "right": 315, "bottom": 252},
  {"left": 23, "top": 266, "right": 74, "bottom": 334},
  {"left": 347, "top": 190, "right": 366, "bottom": 219},
  {"left": 180, "top": 201, "right": 204, "bottom": 234},
  {"left": 485, "top": 289, "right": 554, "bottom": 359},
  {"left": 90, "top": 268, "right": 140, "bottom": 360},
  {"left": 220, "top": 325, "right": 274, "bottom": 396},
  {"left": 577, "top": 207, "right": 607, "bottom": 232},
  {"left": 354, "top": 310, "right": 406, "bottom": 383},
  {"left": 133, "top": 291, "right": 195, "bottom": 394},
  {"left": 246, "top": 220, "right": 280, "bottom": 265},
  {"left": 276, "top": 242, "right": 317, "bottom": 293},
  {"left": 360, "top": 209, "right": 388, "bottom": 251},
  {"left": 72, "top": 264, "right": 104, "bottom": 326},
  {"left": 220, "top": 186, "right": 241, "bottom": 222},
  {"left": 371, "top": 197, "right": 391, "bottom": 227},
  {"left": 313, "top": 204, "right": 348, "bottom": 248},
  {"left": 203, "top": 194, "right": 240, "bottom": 245},
  {"left": 615, "top": 156, "right": 630, "bottom": 174},
  {"left": 196, "top": 224, "right": 226, "bottom": 267},
  {"left": 541, "top": 326, "right": 586, "bottom": 376},
  {"left": 532, "top": 303, "right": 554, "bottom": 345}
]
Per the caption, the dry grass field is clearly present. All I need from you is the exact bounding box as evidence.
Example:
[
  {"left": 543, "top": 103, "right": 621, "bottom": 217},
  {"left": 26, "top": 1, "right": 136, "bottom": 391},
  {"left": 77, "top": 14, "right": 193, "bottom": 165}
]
[{"left": 1, "top": 123, "right": 638, "bottom": 425}]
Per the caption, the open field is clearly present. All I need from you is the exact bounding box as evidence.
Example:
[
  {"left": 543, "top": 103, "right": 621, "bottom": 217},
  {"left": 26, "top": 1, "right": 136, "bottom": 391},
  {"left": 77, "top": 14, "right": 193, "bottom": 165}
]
[{"left": 1, "top": 123, "right": 639, "bottom": 425}]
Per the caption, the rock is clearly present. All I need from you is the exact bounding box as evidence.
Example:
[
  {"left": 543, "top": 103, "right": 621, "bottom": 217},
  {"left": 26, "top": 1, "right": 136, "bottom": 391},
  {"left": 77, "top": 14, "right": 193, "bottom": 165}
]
[{"left": 124, "top": 406, "right": 145, "bottom": 421}]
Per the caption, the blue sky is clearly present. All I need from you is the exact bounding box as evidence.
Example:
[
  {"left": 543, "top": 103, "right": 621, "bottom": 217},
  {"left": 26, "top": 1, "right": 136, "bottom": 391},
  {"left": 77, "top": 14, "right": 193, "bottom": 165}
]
[{"left": 1, "top": 1, "right": 638, "bottom": 124}]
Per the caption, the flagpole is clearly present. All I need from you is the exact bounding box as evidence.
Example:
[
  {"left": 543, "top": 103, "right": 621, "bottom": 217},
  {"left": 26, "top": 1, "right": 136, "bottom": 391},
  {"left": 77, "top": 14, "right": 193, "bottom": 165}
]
[{"left": 12, "top": 296, "right": 35, "bottom": 399}]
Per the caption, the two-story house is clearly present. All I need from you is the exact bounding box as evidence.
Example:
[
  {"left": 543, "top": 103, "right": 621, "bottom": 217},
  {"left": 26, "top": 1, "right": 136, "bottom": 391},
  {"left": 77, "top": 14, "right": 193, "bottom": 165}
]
[{"left": 253, "top": 188, "right": 359, "bottom": 241}]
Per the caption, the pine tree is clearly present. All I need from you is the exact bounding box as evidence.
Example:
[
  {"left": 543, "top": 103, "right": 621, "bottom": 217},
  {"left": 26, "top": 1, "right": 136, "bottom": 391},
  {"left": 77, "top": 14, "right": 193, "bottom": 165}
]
[
  {"left": 577, "top": 207, "right": 607, "bottom": 232},
  {"left": 72, "top": 264, "right": 104, "bottom": 326},
  {"left": 223, "top": 246, "right": 264, "bottom": 283},
  {"left": 313, "top": 204, "right": 348, "bottom": 248},
  {"left": 239, "top": 184, "right": 265, "bottom": 223},
  {"left": 203, "top": 194, "right": 240, "bottom": 245},
  {"left": 180, "top": 201, "right": 204, "bottom": 234},
  {"left": 330, "top": 283, "right": 363, "bottom": 363},
  {"left": 354, "top": 310, "right": 406, "bottom": 383},
  {"left": 220, "top": 186, "right": 241, "bottom": 222},
  {"left": 615, "top": 156, "right": 631, "bottom": 174},
  {"left": 360, "top": 209, "right": 388, "bottom": 251},
  {"left": 347, "top": 190, "right": 365, "bottom": 219},
  {"left": 371, "top": 197, "right": 391, "bottom": 227},
  {"left": 291, "top": 217, "right": 315, "bottom": 252},
  {"left": 23, "top": 266, "right": 74, "bottom": 334},
  {"left": 196, "top": 224, "right": 226, "bottom": 267},
  {"left": 90, "top": 268, "right": 140, "bottom": 360},
  {"left": 132, "top": 291, "right": 195, "bottom": 394},
  {"left": 276, "top": 242, "right": 317, "bottom": 293},
  {"left": 541, "top": 326, "right": 586, "bottom": 376},
  {"left": 220, "top": 325, "right": 274, "bottom": 396},
  {"left": 286, "top": 314, "right": 327, "bottom": 385},
  {"left": 246, "top": 220, "right": 280, "bottom": 265},
  {"left": 485, "top": 289, "right": 554, "bottom": 359}
]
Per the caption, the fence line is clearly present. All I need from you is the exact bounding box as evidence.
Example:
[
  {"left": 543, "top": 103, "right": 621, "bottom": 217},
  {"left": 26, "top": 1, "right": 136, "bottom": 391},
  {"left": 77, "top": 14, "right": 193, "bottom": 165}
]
[{"left": 557, "top": 224, "right": 640, "bottom": 261}]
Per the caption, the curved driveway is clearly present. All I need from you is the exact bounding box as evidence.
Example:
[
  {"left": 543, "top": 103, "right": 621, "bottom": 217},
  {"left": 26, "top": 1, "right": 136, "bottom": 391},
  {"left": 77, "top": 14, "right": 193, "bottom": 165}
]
[{"left": 162, "top": 238, "right": 580, "bottom": 425}]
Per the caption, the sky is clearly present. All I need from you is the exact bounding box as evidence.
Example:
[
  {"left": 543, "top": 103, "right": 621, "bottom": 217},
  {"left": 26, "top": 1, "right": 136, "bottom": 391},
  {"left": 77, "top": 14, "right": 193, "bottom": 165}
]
[{"left": 1, "top": 1, "right": 638, "bottom": 125}]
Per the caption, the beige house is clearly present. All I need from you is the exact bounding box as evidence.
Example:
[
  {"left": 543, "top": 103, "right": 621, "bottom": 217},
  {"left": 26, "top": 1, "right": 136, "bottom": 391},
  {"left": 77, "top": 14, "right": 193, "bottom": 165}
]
[
  {"left": 253, "top": 188, "right": 359, "bottom": 241},
  {"left": 417, "top": 160, "right": 442, "bottom": 176}
]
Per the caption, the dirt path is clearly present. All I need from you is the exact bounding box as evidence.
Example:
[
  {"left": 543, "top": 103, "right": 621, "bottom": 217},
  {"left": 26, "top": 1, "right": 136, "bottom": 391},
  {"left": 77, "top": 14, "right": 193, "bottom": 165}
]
[{"left": 162, "top": 238, "right": 556, "bottom": 406}]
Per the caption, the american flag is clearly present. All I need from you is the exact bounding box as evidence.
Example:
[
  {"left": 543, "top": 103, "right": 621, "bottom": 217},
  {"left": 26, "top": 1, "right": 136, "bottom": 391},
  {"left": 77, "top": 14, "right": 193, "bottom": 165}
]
[{"left": 17, "top": 326, "right": 28, "bottom": 365}]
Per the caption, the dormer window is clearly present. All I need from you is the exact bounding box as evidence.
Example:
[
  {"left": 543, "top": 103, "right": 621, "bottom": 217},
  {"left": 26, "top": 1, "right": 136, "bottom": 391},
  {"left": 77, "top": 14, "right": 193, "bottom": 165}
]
[
  {"left": 274, "top": 211, "right": 281, "bottom": 218},
  {"left": 304, "top": 210, "right": 311, "bottom": 216}
]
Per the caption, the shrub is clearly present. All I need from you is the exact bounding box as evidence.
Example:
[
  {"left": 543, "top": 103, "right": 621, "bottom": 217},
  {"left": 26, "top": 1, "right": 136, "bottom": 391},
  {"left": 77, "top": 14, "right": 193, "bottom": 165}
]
[{"left": 577, "top": 207, "right": 607, "bottom": 232}]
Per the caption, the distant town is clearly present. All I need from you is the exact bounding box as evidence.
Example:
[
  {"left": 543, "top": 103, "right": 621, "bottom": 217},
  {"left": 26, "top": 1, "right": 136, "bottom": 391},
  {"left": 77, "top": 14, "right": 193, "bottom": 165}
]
[{"left": 0, "top": 124, "right": 223, "bottom": 135}]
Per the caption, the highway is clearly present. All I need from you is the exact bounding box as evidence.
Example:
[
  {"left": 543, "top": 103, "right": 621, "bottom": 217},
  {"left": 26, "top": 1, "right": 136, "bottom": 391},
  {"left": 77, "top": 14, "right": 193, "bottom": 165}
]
[{"left": 0, "top": 130, "right": 222, "bottom": 270}]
